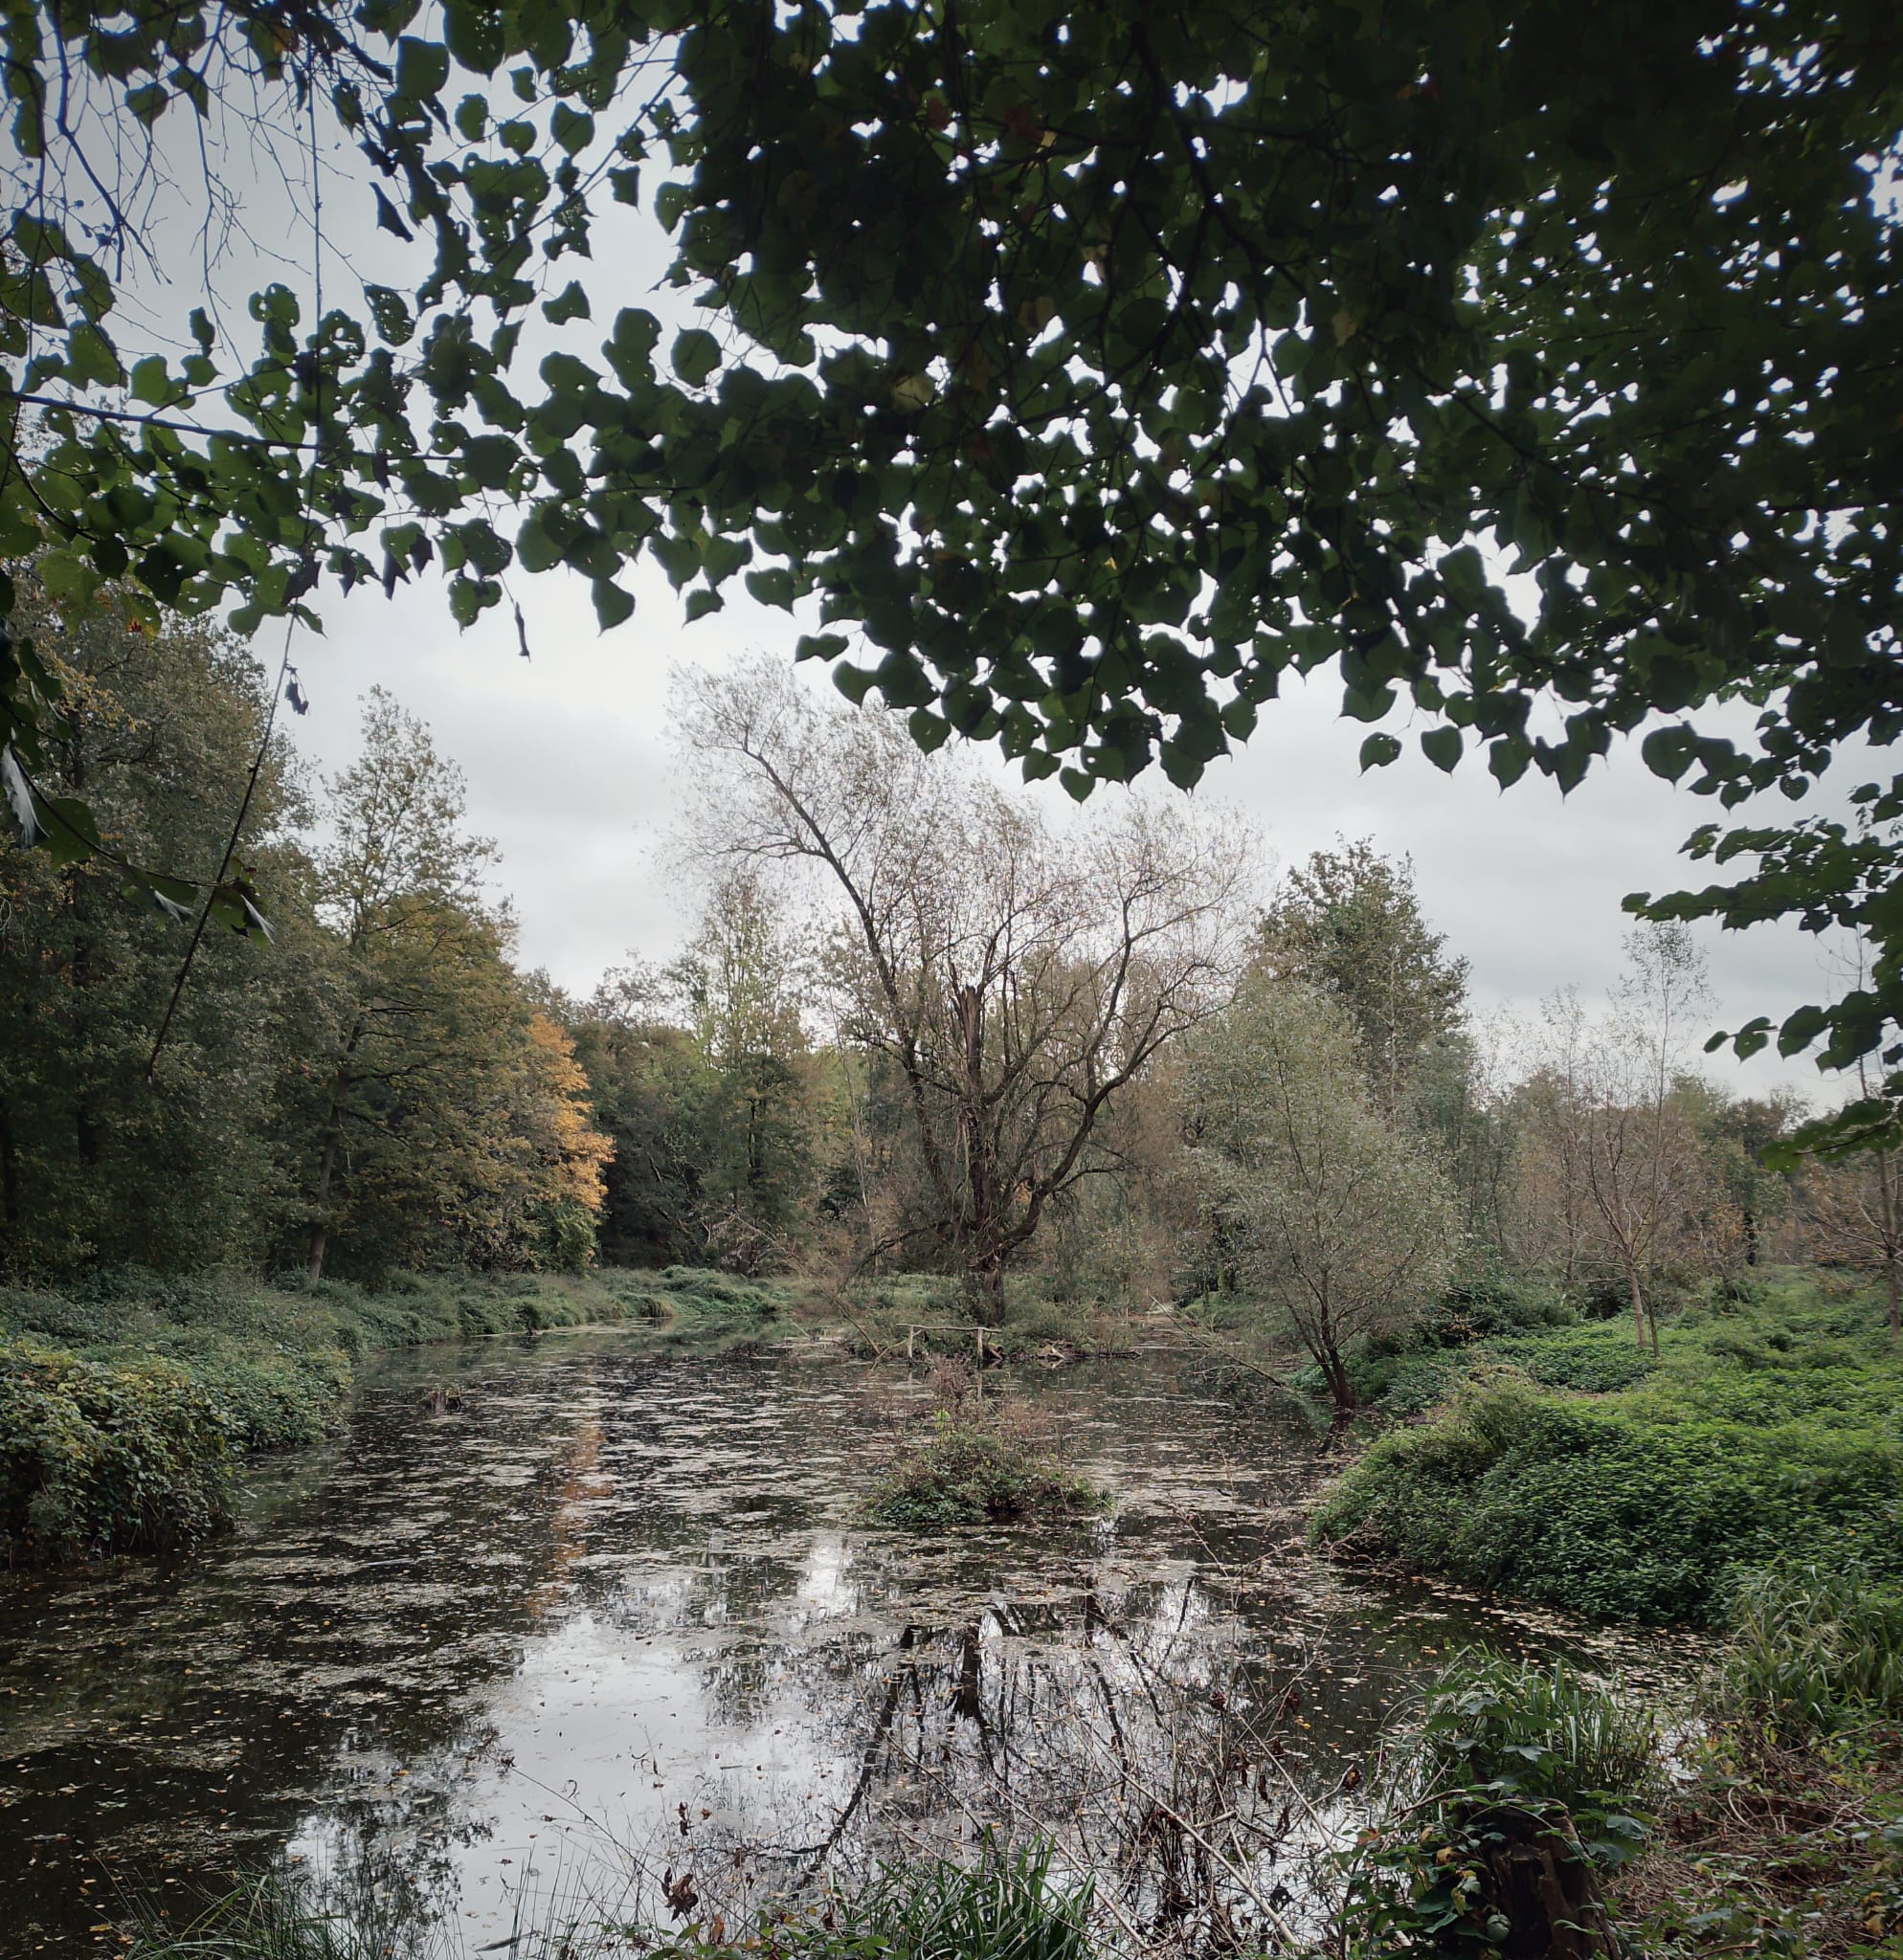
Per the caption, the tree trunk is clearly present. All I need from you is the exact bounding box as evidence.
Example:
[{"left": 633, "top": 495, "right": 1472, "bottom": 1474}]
[
  {"left": 0, "top": 1101, "right": 16, "bottom": 1236},
  {"left": 308, "top": 1019, "right": 367, "bottom": 1284},
  {"left": 1467, "top": 1804, "right": 1622, "bottom": 1960},
  {"left": 1625, "top": 1258, "right": 1652, "bottom": 1354},
  {"left": 306, "top": 1217, "right": 330, "bottom": 1286},
  {"left": 306, "top": 1110, "right": 339, "bottom": 1282},
  {"left": 969, "top": 1258, "right": 1007, "bottom": 1329},
  {"left": 1879, "top": 1149, "right": 1900, "bottom": 1342},
  {"left": 954, "top": 984, "right": 1008, "bottom": 1327},
  {"left": 1323, "top": 1346, "right": 1357, "bottom": 1428}
]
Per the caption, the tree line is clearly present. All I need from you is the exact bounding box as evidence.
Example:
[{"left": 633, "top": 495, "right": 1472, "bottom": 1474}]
[
  {"left": 0, "top": 598, "right": 609, "bottom": 1280},
  {"left": 4, "top": 1, "right": 1898, "bottom": 1165},
  {"left": 3, "top": 604, "right": 1893, "bottom": 1385}
]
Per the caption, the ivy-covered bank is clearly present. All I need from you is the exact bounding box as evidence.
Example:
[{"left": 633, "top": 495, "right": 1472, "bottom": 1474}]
[
  {"left": 1313, "top": 1274, "right": 1903, "bottom": 1624},
  {"left": 0, "top": 1267, "right": 767, "bottom": 1566}
]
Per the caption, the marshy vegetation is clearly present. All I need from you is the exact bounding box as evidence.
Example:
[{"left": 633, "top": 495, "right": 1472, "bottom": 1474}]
[
  {"left": 7, "top": 574, "right": 1903, "bottom": 1960},
  {"left": 862, "top": 1366, "right": 1108, "bottom": 1528}
]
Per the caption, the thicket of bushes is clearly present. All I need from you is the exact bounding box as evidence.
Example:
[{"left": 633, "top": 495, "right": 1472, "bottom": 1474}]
[{"left": 1315, "top": 1280, "right": 1903, "bottom": 1623}]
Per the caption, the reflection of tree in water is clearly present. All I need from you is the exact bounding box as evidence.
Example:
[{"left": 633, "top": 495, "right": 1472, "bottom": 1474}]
[
  {"left": 837, "top": 1576, "right": 1354, "bottom": 1951},
  {"left": 1, "top": 1348, "right": 625, "bottom": 1949},
  {"left": 600, "top": 1568, "right": 1396, "bottom": 1956},
  {"left": 287, "top": 1719, "right": 503, "bottom": 1945}
]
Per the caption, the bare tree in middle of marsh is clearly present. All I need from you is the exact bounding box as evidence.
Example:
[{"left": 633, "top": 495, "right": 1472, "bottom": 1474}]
[{"left": 676, "top": 658, "right": 1252, "bottom": 1324}]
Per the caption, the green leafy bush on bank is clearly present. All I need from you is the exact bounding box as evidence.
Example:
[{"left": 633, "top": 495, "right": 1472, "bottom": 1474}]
[
  {"left": 1408, "top": 1650, "right": 1661, "bottom": 1810},
  {"left": 1315, "top": 1281, "right": 1903, "bottom": 1623},
  {"left": 0, "top": 1338, "right": 235, "bottom": 1562}
]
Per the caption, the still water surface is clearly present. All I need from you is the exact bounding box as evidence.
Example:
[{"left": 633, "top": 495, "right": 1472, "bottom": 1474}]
[{"left": 0, "top": 1328, "right": 1668, "bottom": 1953}]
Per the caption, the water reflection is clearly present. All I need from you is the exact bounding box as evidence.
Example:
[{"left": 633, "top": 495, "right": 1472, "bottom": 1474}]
[{"left": 0, "top": 1330, "right": 1670, "bottom": 1955}]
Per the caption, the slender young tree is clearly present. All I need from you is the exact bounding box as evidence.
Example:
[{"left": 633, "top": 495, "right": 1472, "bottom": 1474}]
[
  {"left": 667, "top": 866, "right": 817, "bottom": 1270},
  {"left": 1180, "top": 975, "right": 1458, "bottom": 1422},
  {"left": 1513, "top": 927, "right": 1721, "bottom": 1349}
]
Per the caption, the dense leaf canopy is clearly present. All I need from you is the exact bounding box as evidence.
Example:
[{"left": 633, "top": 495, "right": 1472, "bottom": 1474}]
[{"left": 0, "top": 0, "right": 1899, "bottom": 1138}]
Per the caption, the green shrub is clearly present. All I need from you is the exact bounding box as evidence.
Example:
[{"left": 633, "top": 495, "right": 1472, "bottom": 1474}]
[
  {"left": 1340, "top": 1652, "right": 1655, "bottom": 1960},
  {"left": 1411, "top": 1650, "right": 1660, "bottom": 1809},
  {"left": 1718, "top": 1563, "right": 1903, "bottom": 1733},
  {"left": 863, "top": 1410, "right": 1108, "bottom": 1528},
  {"left": 851, "top": 1273, "right": 966, "bottom": 1319},
  {"left": 1494, "top": 1322, "right": 1656, "bottom": 1392},
  {"left": 0, "top": 1337, "right": 235, "bottom": 1561},
  {"left": 1291, "top": 1347, "right": 1475, "bottom": 1415},
  {"left": 1572, "top": 1272, "right": 1633, "bottom": 1322},
  {"left": 1315, "top": 1369, "right": 1903, "bottom": 1624},
  {"left": 1415, "top": 1275, "right": 1576, "bottom": 1348}
]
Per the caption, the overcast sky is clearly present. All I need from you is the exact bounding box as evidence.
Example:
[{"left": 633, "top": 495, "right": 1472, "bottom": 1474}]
[
  {"left": 101, "top": 67, "right": 1861, "bottom": 1112},
  {"left": 279, "top": 553, "right": 1855, "bottom": 1110}
]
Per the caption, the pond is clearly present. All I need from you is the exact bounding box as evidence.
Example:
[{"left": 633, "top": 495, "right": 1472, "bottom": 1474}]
[{"left": 0, "top": 1327, "right": 1674, "bottom": 1955}]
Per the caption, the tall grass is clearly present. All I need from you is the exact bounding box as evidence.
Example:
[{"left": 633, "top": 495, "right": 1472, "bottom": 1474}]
[
  {"left": 121, "top": 1874, "right": 434, "bottom": 1960},
  {"left": 121, "top": 1846, "right": 1089, "bottom": 1960},
  {"left": 1409, "top": 1649, "right": 1660, "bottom": 1809},
  {"left": 653, "top": 1840, "right": 1092, "bottom": 1960},
  {"left": 1719, "top": 1562, "right": 1903, "bottom": 1733}
]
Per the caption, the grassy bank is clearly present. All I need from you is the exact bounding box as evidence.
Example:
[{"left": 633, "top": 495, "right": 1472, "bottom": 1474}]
[
  {"left": 0, "top": 1264, "right": 777, "bottom": 1567},
  {"left": 1314, "top": 1272, "right": 1903, "bottom": 1624}
]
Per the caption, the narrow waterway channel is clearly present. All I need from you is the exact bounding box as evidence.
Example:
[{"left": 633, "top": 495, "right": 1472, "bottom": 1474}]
[{"left": 0, "top": 1327, "right": 1673, "bottom": 1954}]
